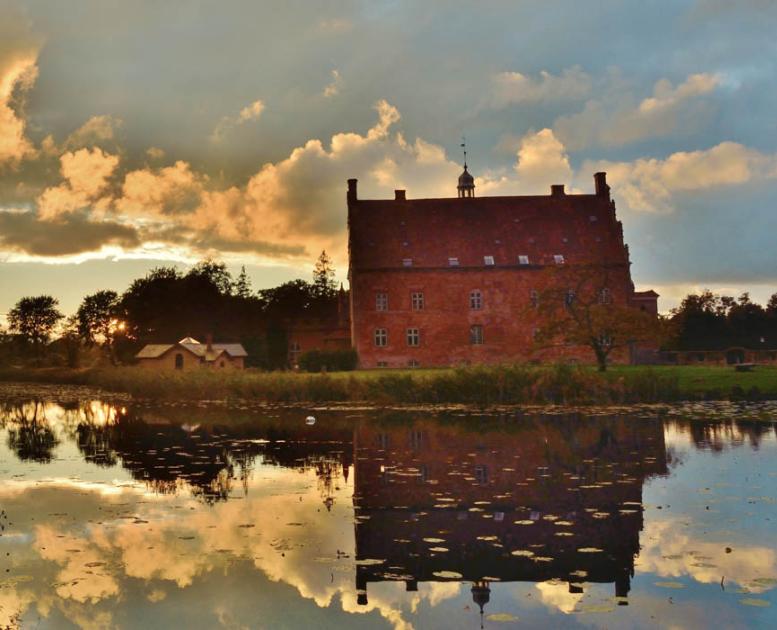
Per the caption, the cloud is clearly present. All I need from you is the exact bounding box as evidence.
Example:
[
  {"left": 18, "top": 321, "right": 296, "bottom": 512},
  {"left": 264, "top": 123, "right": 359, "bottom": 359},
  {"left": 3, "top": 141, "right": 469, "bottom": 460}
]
[
  {"left": 37, "top": 147, "right": 120, "bottom": 219},
  {"left": 64, "top": 115, "right": 123, "bottom": 149},
  {"left": 117, "top": 160, "right": 203, "bottom": 217},
  {"left": 490, "top": 67, "right": 591, "bottom": 108},
  {"left": 211, "top": 99, "right": 265, "bottom": 142},
  {"left": 322, "top": 69, "right": 342, "bottom": 98},
  {"left": 554, "top": 73, "right": 723, "bottom": 150},
  {"left": 0, "top": 209, "right": 140, "bottom": 256},
  {"left": 0, "top": 6, "right": 41, "bottom": 165},
  {"left": 581, "top": 141, "right": 777, "bottom": 213}
]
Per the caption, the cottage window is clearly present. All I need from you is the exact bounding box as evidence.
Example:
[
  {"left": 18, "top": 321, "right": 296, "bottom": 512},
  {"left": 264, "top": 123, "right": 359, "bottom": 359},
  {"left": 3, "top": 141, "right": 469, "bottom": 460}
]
[
  {"left": 518, "top": 255, "right": 530, "bottom": 265},
  {"left": 402, "top": 258, "right": 413, "bottom": 267},
  {"left": 406, "top": 328, "right": 420, "bottom": 347},
  {"left": 375, "top": 292, "right": 388, "bottom": 311},
  {"left": 411, "top": 292, "right": 424, "bottom": 310},
  {"left": 470, "top": 290, "right": 482, "bottom": 310},
  {"left": 565, "top": 289, "right": 576, "bottom": 307},
  {"left": 554, "top": 254, "right": 565, "bottom": 265},
  {"left": 408, "top": 359, "right": 420, "bottom": 368},
  {"left": 484, "top": 255, "right": 495, "bottom": 266},
  {"left": 530, "top": 290, "right": 539, "bottom": 309},
  {"left": 374, "top": 328, "right": 388, "bottom": 347},
  {"left": 599, "top": 288, "right": 611, "bottom": 304},
  {"left": 175, "top": 353, "right": 184, "bottom": 370},
  {"left": 470, "top": 325, "right": 484, "bottom": 345},
  {"left": 448, "top": 257, "right": 459, "bottom": 266}
]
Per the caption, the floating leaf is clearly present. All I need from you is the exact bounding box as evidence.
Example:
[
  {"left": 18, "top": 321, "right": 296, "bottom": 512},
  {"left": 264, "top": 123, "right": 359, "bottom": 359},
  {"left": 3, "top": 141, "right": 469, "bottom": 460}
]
[
  {"left": 486, "top": 613, "right": 518, "bottom": 622},
  {"left": 740, "top": 598, "right": 770, "bottom": 607}
]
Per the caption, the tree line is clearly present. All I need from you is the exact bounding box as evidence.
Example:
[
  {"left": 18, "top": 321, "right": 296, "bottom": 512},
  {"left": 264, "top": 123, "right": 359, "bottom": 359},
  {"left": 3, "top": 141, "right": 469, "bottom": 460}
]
[{"left": 1, "top": 251, "right": 341, "bottom": 369}]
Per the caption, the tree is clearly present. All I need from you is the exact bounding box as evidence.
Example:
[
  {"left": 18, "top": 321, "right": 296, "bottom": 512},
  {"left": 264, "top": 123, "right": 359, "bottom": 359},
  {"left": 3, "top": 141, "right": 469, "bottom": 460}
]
[
  {"left": 77, "top": 290, "right": 120, "bottom": 345},
  {"left": 312, "top": 250, "right": 337, "bottom": 299},
  {"left": 186, "top": 259, "right": 233, "bottom": 295},
  {"left": 233, "top": 266, "right": 252, "bottom": 298},
  {"left": 7, "top": 296, "right": 64, "bottom": 346},
  {"left": 531, "top": 264, "right": 669, "bottom": 371}
]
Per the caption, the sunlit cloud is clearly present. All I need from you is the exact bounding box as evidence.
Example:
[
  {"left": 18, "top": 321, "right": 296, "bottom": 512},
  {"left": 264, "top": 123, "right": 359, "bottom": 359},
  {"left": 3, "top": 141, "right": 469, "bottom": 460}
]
[{"left": 210, "top": 99, "right": 265, "bottom": 143}]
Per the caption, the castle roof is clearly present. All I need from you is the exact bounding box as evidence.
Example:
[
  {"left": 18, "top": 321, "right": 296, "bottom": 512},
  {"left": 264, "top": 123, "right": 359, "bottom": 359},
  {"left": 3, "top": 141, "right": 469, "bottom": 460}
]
[{"left": 348, "top": 175, "right": 628, "bottom": 271}]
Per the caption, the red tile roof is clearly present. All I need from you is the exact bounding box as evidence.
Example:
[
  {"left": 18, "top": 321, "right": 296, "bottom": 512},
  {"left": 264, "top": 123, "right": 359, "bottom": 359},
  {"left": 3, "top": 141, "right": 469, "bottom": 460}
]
[{"left": 348, "top": 189, "right": 629, "bottom": 271}]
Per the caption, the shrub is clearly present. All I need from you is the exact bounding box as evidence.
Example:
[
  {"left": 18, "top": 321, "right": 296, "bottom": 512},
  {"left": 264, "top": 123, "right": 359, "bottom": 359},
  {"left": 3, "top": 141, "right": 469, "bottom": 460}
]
[{"left": 298, "top": 348, "right": 358, "bottom": 372}]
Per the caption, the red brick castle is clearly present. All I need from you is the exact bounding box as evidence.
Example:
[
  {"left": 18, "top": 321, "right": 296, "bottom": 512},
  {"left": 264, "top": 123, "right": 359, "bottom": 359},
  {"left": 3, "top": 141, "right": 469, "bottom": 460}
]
[{"left": 347, "top": 166, "right": 658, "bottom": 368}]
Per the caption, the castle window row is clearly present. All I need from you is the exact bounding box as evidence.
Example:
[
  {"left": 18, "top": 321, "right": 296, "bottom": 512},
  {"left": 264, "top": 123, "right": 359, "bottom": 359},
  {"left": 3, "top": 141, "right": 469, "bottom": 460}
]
[
  {"left": 374, "top": 288, "right": 613, "bottom": 312},
  {"left": 400, "top": 253, "right": 572, "bottom": 267},
  {"left": 373, "top": 325, "right": 485, "bottom": 347}
]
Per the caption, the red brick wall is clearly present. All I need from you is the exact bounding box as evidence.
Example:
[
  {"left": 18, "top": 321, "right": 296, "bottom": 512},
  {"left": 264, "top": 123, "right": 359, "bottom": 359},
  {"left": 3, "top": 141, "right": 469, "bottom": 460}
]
[{"left": 350, "top": 267, "right": 634, "bottom": 368}]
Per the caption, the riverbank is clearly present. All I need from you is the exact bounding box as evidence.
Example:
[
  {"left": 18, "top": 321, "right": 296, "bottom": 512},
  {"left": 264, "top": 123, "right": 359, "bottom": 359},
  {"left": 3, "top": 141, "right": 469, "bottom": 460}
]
[{"left": 2, "top": 364, "right": 776, "bottom": 405}]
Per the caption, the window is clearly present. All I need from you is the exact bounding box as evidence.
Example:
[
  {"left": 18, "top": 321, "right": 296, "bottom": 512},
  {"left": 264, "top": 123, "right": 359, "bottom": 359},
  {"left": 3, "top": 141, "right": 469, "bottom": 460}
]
[
  {"left": 411, "top": 292, "right": 424, "bottom": 310},
  {"left": 599, "top": 288, "right": 611, "bottom": 304},
  {"left": 589, "top": 215, "right": 598, "bottom": 222},
  {"left": 599, "top": 333, "right": 613, "bottom": 348},
  {"left": 289, "top": 341, "right": 301, "bottom": 365},
  {"left": 484, "top": 255, "right": 495, "bottom": 266},
  {"left": 532, "top": 327, "right": 540, "bottom": 340},
  {"left": 469, "top": 290, "right": 482, "bottom": 310},
  {"left": 474, "top": 465, "right": 489, "bottom": 484},
  {"left": 554, "top": 254, "right": 565, "bottom": 265},
  {"left": 530, "top": 290, "right": 539, "bottom": 309},
  {"left": 408, "top": 359, "right": 420, "bottom": 368},
  {"left": 376, "top": 361, "right": 388, "bottom": 368},
  {"left": 374, "top": 328, "right": 388, "bottom": 347},
  {"left": 375, "top": 292, "right": 388, "bottom": 311},
  {"left": 174, "top": 353, "right": 184, "bottom": 370},
  {"left": 565, "top": 289, "right": 576, "bottom": 307},
  {"left": 470, "top": 324, "right": 484, "bottom": 345},
  {"left": 406, "top": 328, "right": 420, "bottom": 347},
  {"left": 402, "top": 258, "right": 413, "bottom": 267},
  {"left": 220, "top": 361, "right": 225, "bottom": 368},
  {"left": 518, "top": 255, "right": 530, "bottom": 265},
  {"left": 448, "top": 257, "right": 459, "bottom": 266}
]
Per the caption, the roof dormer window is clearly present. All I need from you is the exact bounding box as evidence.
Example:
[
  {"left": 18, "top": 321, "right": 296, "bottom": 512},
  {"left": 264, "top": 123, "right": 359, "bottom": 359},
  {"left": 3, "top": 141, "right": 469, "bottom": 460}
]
[
  {"left": 484, "top": 255, "right": 495, "bottom": 266},
  {"left": 402, "top": 258, "right": 413, "bottom": 267}
]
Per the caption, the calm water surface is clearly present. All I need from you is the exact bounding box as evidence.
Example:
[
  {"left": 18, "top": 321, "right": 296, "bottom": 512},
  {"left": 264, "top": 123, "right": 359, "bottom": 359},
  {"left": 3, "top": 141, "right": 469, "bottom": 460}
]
[{"left": 1, "top": 384, "right": 776, "bottom": 629}]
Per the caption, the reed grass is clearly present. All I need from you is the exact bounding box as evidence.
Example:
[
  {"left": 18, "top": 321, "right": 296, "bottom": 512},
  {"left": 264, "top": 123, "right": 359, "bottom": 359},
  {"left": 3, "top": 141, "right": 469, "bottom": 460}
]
[{"left": 2, "top": 364, "right": 775, "bottom": 404}]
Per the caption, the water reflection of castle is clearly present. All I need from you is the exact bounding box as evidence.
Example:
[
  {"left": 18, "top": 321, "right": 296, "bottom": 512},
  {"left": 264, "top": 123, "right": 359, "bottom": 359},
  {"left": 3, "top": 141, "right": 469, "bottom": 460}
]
[
  {"left": 352, "top": 416, "right": 668, "bottom": 614},
  {"left": 2, "top": 398, "right": 669, "bottom": 618}
]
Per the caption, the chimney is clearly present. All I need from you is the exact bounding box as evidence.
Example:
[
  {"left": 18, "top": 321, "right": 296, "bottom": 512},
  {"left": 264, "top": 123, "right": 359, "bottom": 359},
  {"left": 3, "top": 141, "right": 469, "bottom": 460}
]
[
  {"left": 550, "top": 184, "right": 565, "bottom": 197},
  {"left": 594, "top": 172, "right": 610, "bottom": 199},
  {"left": 394, "top": 189, "right": 406, "bottom": 201},
  {"left": 205, "top": 333, "right": 213, "bottom": 352},
  {"left": 347, "top": 178, "right": 358, "bottom": 203}
]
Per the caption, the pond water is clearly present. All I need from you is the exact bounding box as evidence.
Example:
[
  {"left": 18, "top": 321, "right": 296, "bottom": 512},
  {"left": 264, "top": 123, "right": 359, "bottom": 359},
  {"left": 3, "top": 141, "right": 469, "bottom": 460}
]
[{"left": 1, "top": 385, "right": 776, "bottom": 629}]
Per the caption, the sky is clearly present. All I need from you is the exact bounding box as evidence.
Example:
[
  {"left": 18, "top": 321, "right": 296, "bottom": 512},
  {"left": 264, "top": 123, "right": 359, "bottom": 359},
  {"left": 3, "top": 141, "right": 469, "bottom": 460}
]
[{"left": 1, "top": 0, "right": 776, "bottom": 319}]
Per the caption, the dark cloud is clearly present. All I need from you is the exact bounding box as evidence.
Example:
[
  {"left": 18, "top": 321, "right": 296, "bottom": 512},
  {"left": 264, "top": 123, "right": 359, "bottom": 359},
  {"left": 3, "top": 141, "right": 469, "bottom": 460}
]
[{"left": 0, "top": 210, "right": 140, "bottom": 256}]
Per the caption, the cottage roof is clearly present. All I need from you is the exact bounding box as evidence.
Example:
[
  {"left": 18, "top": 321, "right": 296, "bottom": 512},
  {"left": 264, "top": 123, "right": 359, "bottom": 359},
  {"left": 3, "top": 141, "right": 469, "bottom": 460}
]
[
  {"left": 135, "top": 340, "right": 248, "bottom": 360},
  {"left": 135, "top": 344, "right": 175, "bottom": 359},
  {"left": 348, "top": 176, "right": 628, "bottom": 271}
]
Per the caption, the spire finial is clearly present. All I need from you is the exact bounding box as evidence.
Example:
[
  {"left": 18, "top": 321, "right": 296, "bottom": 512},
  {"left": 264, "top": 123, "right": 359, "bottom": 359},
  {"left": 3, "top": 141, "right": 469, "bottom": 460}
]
[{"left": 461, "top": 135, "right": 467, "bottom": 169}]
